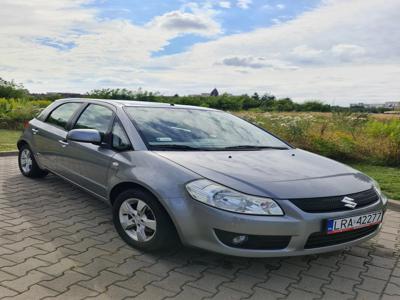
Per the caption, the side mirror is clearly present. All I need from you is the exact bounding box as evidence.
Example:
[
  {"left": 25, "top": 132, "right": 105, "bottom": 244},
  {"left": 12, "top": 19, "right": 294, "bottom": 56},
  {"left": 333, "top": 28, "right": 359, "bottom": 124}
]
[{"left": 67, "top": 129, "right": 102, "bottom": 145}]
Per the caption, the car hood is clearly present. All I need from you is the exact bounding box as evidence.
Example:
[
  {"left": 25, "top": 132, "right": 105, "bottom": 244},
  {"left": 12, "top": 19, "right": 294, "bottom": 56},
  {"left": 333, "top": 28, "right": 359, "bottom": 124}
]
[{"left": 155, "top": 149, "right": 373, "bottom": 199}]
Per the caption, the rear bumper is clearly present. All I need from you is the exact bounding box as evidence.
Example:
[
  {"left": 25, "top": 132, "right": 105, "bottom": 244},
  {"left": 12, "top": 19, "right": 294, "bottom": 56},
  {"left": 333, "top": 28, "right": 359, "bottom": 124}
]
[{"left": 173, "top": 195, "right": 386, "bottom": 257}]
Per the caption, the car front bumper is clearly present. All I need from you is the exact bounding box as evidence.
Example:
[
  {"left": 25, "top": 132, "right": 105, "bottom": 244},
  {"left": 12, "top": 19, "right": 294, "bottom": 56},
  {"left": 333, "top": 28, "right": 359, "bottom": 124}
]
[{"left": 172, "top": 195, "right": 386, "bottom": 257}]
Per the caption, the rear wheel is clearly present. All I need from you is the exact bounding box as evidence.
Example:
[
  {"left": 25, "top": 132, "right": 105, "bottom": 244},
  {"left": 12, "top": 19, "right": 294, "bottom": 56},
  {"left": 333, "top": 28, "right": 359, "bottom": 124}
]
[
  {"left": 18, "top": 145, "right": 48, "bottom": 178},
  {"left": 113, "top": 189, "right": 179, "bottom": 251}
]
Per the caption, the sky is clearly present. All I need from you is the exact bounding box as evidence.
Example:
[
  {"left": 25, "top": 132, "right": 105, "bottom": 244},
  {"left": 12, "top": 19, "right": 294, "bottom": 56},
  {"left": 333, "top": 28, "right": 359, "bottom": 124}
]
[{"left": 0, "top": 0, "right": 399, "bottom": 105}]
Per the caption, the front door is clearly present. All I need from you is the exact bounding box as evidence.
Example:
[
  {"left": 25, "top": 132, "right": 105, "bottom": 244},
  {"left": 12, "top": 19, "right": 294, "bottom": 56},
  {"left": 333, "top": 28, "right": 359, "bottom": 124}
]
[{"left": 59, "top": 104, "right": 116, "bottom": 198}]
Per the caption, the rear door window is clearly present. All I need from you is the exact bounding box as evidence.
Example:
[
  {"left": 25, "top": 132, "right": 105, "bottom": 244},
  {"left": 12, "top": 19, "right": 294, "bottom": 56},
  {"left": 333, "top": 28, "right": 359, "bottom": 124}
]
[{"left": 46, "top": 103, "right": 82, "bottom": 130}]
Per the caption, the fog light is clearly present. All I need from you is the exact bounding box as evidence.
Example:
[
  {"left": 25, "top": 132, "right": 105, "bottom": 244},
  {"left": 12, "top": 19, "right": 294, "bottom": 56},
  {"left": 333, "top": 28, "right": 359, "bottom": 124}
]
[{"left": 232, "top": 235, "right": 248, "bottom": 245}]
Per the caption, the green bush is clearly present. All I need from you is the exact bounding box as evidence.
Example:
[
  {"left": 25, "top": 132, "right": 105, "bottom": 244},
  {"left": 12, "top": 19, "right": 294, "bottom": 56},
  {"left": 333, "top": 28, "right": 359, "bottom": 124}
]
[{"left": 0, "top": 98, "right": 51, "bottom": 129}]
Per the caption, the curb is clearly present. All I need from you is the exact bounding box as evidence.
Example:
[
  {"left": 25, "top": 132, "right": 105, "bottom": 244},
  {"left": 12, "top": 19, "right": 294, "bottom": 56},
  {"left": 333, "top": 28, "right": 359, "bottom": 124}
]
[
  {"left": 388, "top": 199, "right": 400, "bottom": 211},
  {"left": 0, "top": 151, "right": 18, "bottom": 157}
]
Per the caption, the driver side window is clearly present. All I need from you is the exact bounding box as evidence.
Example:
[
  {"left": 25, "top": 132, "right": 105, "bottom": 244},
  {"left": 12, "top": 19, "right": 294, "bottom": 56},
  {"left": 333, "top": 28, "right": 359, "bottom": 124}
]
[{"left": 74, "top": 104, "right": 114, "bottom": 137}]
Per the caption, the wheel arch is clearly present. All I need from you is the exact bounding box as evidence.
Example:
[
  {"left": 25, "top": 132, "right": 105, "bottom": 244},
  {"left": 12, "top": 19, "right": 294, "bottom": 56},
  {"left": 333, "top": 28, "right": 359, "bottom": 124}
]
[
  {"left": 109, "top": 181, "right": 182, "bottom": 240},
  {"left": 17, "top": 139, "right": 29, "bottom": 150}
]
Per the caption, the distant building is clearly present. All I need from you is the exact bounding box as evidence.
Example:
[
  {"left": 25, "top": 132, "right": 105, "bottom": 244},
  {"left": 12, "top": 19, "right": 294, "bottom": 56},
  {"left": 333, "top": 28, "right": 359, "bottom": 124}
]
[
  {"left": 210, "top": 88, "right": 219, "bottom": 97},
  {"left": 350, "top": 101, "right": 399, "bottom": 110},
  {"left": 384, "top": 101, "right": 400, "bottom": 110},
  {"left": 190, "top": 88, "right": 220, "bottom": 97}
]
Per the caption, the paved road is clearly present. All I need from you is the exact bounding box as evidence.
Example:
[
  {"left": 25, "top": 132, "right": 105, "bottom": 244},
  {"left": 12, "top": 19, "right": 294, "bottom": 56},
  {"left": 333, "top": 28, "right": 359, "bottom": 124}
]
[{"left": 0, "top": 157, "right": 399, "bottom": 300}]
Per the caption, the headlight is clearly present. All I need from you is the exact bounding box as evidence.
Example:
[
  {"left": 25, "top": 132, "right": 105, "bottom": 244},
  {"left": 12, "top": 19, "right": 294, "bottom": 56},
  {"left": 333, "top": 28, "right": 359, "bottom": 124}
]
[
  {"left": 372, "top": 179, "right": 388, "bottom": 205},
  {"left": 186, "top": 179, "right": 284, "bottom": 215}
]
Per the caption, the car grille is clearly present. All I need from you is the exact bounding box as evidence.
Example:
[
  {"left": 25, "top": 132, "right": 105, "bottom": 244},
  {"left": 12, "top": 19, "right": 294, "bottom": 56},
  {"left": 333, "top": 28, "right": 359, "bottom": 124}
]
[
  {"left": 214, "top": 229, "right": 291, "bottom": 250},
  {"left": 304, "top": 224, "right": 379, "bottom": 249},
  {"left": 289, "top": 188, "right": 379, "bottom": 213}
]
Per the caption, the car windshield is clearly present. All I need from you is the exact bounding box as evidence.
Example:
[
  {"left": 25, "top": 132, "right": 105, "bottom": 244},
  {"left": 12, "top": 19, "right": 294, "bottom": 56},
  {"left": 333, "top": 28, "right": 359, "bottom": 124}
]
[{"left": 125, "top": 107, "right": 290, "bottom": 151}]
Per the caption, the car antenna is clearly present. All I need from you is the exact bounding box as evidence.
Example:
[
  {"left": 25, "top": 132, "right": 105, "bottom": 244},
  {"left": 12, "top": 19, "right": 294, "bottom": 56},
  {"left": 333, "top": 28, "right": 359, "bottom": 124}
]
[{"left": 170, "top": 103, "right": 175, "bottom": 106}]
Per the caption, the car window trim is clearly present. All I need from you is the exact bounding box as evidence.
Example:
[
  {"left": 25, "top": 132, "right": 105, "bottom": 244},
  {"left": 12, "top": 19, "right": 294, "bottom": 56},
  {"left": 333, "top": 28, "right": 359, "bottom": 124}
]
[{"left": 44, "top": 101, "right": 84, "bottom": 132}]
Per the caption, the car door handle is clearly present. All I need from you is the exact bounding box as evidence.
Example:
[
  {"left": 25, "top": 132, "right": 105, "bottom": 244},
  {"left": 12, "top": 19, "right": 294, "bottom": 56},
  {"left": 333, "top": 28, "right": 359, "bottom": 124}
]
[
  {"left": 58, "top": 140, "right": 69, "bottom": 147},
  {"left": 32, "top": 128, "right": 39, "bottom": 135}
]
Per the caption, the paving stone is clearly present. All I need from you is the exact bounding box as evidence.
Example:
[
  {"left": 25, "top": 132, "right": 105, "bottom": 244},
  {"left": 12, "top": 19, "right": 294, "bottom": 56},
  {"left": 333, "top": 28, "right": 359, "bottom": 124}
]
[
  {"left": 257, "top": 273, "right": 296, "bottom": 295},
  {"left": 166, "top": 285, "right": 213, "bottom": 300},
  {"left": 132, "top": 284, "right": 175, "bottom": 300},
  {"left": 1, "top": 246, "right": 47, "bottom": 263},
  {"left": 1, "top": 157, "right": 399, "bottom": 300},
  {"left": 303, "top": 263, "right": 335, "bottom": 281},
  {"left": 187, "top": 271, "right": 230, "bottom": 294},
  {"left": 364, "top": 264, "right": 392, "bottom": 280},
  {"left": 0, "top": 286, "right": 18, "bottom": 298},
  {"left": 285, "top": 288, "right": 320, "bottom": 300},
  {"left": 152, "top": 271, "right": 195, "bottom": 293},
  {"left": 292, "top": 274, "right": 327, "bottom": 295},
  {"left": 270, "top": 262, "right": 306, "bottom": 279},
  {"left": 38, "top": 257, "right": 81, "bottom": 276},
  {"left": 0, "top": 270, "right": 17, "bottom": 282},
  {"left": 222, "top": 273, "right": 265, "bottom": 295},
  {"left": 44, "top": 284, "right": 99, "bottom": 300},
  {"left": 141, "top": 259, "right": 184, "bottom": 277},
  {"left": 357, "top": 275, "right": 387, "bottom": 294},
  {"left": 335, "top": 263, "right": 363, "bottom": 280},
  {"left": 369, "top": 255, "right": 397, "bottom": 269},
  {"left": 323, "top": 275, "right": 359, "bottom": 295},
  {"left": 384, "top": 282, "right": 400, "bottom": 296},
  {"left": 2, "top": 257, "right": 49, "bottom": 276},
  {"left": 78, "top": 270, "right": 126, "bottom": 293},
  {"left": 321, "top": 288, "right": 353, "bottom": 300},
  {"left": 73, "top": 257, "right": 117, "bottom": 277},
  {"left": 2, "top": 284, "right": 58, "bottom": 300},
  {"left": 2, "top": 270, "right": 53, "bottom": 293},
  {"left": 116, "top": 270, "right": 161, "bottom": 293},
  {"left": 245, "top": 286, "right": 285, "bottom": 300},
  {"left": 355, "top": 289, "right": 381, "bottom": 300},
  {"left": 107, "top": 257, "right": 152, "bottom": 276},
  {"left": 40, "top": 270, "right": 90, "bottom": 292},
  {"left": 204, "top": 286, "right": 249, "bottom": 300},
  {"left": 88, "top": 285, "right": 137, "bottom": 300}
]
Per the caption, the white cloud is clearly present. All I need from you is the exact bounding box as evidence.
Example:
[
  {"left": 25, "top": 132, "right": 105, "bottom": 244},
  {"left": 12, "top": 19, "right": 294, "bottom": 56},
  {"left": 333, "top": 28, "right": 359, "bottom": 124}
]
[
  {"left": 0, "top": 0, "right": 399, "bottom": 104},
  {"left": 237, "top": 0, "right": 252, "bottom": 10},
  {"left": 149, "top": 10, "right": 221, "bottom": 36},
  {"left": 331, "top": 44, "right": 366, "bottom": 61},
  {"left": 219, "top": 1, "right": 231, "bottom": 9},
  {"left": 291, "top": 45, "right": 323, "bottom": 62},
  {"left": 276, "top": 4, "right": 285, "bottom": 10}
]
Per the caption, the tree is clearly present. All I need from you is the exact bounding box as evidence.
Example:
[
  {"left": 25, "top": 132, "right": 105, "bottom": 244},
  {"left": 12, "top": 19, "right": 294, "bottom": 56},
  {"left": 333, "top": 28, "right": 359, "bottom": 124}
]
[{"left": 0, "top": 78, "right": 29, "bottom": 99}]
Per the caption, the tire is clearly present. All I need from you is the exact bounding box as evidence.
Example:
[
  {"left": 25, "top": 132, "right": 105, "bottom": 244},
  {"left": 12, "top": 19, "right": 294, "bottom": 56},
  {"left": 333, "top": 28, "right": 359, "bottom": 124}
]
[
  {"left": 18, "top": 144, "right": 48, "bottom": 178},
  {"left": 113, "top": 189, "right": 179, "bottom": 251}
]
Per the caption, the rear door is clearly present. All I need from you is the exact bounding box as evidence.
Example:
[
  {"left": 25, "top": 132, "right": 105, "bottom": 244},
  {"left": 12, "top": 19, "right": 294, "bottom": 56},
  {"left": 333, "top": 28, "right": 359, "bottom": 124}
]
[
  {"left": 59, "top": 103, "right": 116, "bottom": 198},
  {"left": 31, "top": 102, "right": 82, "bottom": 171}
]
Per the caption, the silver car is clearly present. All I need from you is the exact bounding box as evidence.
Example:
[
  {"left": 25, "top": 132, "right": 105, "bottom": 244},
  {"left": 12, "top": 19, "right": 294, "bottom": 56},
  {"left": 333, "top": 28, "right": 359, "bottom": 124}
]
[{"left": 17, "top": 98, "right": 387, "bottom": 257}]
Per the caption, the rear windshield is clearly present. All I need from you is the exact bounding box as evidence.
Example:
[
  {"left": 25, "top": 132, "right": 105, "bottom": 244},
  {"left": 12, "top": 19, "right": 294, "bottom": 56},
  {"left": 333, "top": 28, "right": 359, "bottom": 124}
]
[{"left": 125, "top": 107, "right": 290, "bottom": 151}]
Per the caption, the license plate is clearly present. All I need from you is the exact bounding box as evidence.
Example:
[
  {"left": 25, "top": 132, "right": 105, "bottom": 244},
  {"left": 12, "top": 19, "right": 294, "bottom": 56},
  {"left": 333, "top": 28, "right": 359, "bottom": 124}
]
[{"left": 327, "top": 211, "right": 383, "bottom": 234}]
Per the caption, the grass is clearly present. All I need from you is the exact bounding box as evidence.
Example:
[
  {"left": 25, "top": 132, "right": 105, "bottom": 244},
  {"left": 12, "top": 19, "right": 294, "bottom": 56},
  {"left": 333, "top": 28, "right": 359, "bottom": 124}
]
[
  {"left": 350, "top": 163, "right": 400, "bottom": 200},
  {"left": 0, "top": 129, "right": 398, "bottom": 200},
  {"left": 0, "top": 129, "right": 20, "bottom": 151}
]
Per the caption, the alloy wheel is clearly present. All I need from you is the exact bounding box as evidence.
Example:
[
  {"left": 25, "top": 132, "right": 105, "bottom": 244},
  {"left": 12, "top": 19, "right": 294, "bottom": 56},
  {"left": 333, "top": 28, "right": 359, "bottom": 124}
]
[
  {"left": 119, "top": 198, "right": 157, "bottom": 242},
  {"left": 20, "top": 149, "right": 33, "bottom": 174}
]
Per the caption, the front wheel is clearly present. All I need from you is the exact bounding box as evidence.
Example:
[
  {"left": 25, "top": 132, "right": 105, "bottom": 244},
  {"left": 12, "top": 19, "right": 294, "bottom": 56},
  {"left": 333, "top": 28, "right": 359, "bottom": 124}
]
[
  {"left": 112, "top": 189, "right": 179, "bottom": 251},
  {"left": 18, "top": 145, "right": 48, "bottom": 178}
]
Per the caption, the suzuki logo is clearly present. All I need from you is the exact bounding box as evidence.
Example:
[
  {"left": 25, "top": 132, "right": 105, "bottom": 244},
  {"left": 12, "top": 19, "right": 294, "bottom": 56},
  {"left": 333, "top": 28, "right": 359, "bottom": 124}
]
[{"left": 341, "top": 196, "right": 357, "bottom": 209}]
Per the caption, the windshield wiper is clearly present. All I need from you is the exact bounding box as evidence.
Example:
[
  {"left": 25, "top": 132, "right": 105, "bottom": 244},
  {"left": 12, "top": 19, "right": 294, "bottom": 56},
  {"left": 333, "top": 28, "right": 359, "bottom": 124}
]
[
  {"left": 150, "top": 144, "right": 208, "bottom": 151},
  {"left": 220, "top": 145, "right": 289, "bottom": 150}
]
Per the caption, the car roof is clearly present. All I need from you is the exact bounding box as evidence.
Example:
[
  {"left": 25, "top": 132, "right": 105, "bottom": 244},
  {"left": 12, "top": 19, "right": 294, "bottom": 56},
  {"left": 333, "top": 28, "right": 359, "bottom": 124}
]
[{"left": 55, "top": 98, "right": 218, "bottom": 111}]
